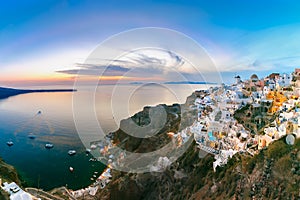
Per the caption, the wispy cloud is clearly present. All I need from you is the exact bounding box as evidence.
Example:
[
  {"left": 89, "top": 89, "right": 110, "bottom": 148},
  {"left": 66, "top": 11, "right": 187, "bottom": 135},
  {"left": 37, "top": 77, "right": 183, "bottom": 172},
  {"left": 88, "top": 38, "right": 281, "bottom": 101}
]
[
  {"left": 56, "top": 49, "right": 187, "bottom": 80},
  {"left": 56, "top": 65, "right": 130, "bottom": 76}
]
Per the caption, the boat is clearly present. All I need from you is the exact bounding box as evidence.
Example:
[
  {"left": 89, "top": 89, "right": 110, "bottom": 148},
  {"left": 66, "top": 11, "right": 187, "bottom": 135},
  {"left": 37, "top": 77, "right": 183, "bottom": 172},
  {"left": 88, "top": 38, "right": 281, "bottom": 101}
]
[
  {"left": 6, "top": 141, "right": 14, "bottom": 147},
  {"left": 69, "top": 167, "right": 74, "bottom": 172},
  {"left": 89, "top": 158, "right": 97, "bottom": 162},
  {"left": 68, "top": 150, "right": 76, "bottom": 156},
  {"left": 28, "top": 133, "right": 36, "bottom": 139},
  {"left": 86, "top": 148, "right": 91, "bottom": 154},
  {"left": 45, "top": 143, "right": 54, "bottom": 149}
]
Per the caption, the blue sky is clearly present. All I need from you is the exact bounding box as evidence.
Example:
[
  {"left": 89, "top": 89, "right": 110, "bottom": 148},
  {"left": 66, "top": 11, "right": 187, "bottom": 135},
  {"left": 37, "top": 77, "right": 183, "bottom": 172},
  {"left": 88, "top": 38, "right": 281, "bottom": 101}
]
[{"left": 1, "top": 0, "right": 300, "bottom": 86}]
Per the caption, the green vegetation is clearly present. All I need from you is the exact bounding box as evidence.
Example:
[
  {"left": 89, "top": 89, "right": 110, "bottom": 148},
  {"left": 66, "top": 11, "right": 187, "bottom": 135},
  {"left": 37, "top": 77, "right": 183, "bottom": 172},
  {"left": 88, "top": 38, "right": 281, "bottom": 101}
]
[
  {"left": 266, "top": 139, "right": 290, "bottom": 159},
  {"left": 244, "top": 152, "right": 264, "bottom": 173},
  {"left": 274, "top": 155, "right": 292, "bottom": 175}
]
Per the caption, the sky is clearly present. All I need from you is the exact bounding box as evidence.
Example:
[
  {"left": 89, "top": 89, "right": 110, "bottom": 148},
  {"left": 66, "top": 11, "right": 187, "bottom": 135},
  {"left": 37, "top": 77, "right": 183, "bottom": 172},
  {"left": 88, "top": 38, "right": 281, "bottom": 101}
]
[{"left": 1, "top": 0, "right": 300, "bottom": 87}]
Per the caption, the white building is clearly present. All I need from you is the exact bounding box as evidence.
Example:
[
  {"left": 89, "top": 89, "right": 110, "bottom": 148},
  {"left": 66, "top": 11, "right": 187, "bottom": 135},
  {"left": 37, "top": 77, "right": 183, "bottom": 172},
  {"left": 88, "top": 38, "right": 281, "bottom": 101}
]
[
  {"left": 234, "top": 75, "right": 242, "bottom": 85},
  {"left": 263, "top": 86, "right": 270, "bottom": 95},
  {"left": 269, "top": 79, "right": 276, "bottom": 91},
  {"left": 278, "top": 73, "right": 292, "bottom": 87},
  {"left": 1, "top": 182, "right": 33, "bottom": 200}
]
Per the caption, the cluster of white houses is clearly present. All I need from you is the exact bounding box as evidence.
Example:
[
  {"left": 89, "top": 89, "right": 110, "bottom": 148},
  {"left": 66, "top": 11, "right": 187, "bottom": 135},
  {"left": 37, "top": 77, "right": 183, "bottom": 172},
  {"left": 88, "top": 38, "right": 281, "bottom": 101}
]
[{"left": 188, "top": 69, "right": 300, "bottom": 171}]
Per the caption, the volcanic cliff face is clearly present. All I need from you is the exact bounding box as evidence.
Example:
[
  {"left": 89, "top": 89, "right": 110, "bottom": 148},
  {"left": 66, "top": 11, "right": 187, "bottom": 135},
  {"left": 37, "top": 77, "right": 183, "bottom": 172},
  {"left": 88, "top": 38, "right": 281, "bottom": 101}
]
[
  {"left": 93, "top": 139, "right": 300, "bottom": 200},
  {"left": 0, "top": 158, "right": 21, "bottom": 199},
  {"left": 88, "top": 91, "right": 300, "bottom": 200},
  {"left": 113, "top": 104, "right": 181, "bottom": 153},
  {"left": 111, "top": 91, "right": 200, "bottom": 154}
]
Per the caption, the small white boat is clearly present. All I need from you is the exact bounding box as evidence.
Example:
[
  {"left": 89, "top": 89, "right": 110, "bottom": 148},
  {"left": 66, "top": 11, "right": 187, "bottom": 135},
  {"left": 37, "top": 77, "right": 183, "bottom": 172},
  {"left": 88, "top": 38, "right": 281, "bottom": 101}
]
[
  {"left": 45, "top": 143, "right": 54, "bottom": 149},
  {"left": 6, "top": 141, "right": 14, "bottom": 147},
  {"left": 68, "top": 150, "right": 76, "bottom": 156},
  {"left": 69, "top": 167, "right": 74, "bottom": 172},
  {"left": 86, "top": 149, "right": 91, "bottom": 154}
]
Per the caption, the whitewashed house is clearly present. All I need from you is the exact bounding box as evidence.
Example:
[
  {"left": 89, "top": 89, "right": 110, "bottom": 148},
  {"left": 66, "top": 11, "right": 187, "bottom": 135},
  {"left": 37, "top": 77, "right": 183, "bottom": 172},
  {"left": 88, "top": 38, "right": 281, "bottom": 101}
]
[{"left": 278, "top": 73, "right": 292, "bottom": 87}]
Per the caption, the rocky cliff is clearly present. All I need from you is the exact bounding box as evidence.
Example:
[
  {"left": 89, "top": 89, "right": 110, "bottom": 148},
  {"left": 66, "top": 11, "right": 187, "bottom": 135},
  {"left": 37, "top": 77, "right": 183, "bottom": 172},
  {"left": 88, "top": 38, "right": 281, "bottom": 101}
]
[
  {"left": 89, "top": 91, "right": 300, "bottom": 200},
  {"left": 93, "top": 137, "right": 300, "bottom": 200},
  {"left": 0, "top": 158, "right": 21, "bottom": 199}
]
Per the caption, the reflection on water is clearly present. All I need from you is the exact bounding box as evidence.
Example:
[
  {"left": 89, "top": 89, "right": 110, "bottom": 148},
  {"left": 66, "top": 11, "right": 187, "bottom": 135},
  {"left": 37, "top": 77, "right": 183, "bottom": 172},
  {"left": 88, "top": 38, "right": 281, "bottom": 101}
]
[{"left": 0, "top": 84, "right": 210, "bottom": 190}]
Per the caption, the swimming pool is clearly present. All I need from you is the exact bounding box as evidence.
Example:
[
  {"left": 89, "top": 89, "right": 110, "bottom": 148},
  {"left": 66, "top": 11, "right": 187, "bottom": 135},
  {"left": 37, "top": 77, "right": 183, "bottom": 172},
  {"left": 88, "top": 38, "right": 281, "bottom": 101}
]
[{"left": 208, "top": 131, "right": 217, "bottom": 141}]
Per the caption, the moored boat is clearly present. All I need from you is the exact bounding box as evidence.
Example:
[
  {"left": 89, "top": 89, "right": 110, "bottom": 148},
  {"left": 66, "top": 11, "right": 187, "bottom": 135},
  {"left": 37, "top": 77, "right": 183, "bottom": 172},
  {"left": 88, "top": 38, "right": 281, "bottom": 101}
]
[
  {"left": 68, "top": 150, "right": 76, "bottom": 156},
  {"left": 86, "top": 148, "right": 91, "bottom": 154},
  {"left": 28, "top": 133, "right": 36, "bottom": 139},
  {"left": 6, "top": 141, "right": 14, "bottom": 147},
  {"left": 45, "top": 143, "right": 54, "bottom": 149}
]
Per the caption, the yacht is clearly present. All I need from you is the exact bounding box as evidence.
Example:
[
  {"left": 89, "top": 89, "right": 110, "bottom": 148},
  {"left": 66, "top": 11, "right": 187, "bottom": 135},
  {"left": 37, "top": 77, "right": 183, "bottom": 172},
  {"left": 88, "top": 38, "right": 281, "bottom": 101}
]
[
  {"left": 6, "top": 141, "right": 14, "bottom": 147},
  {"left": 68, "top": 150, "right": 76, "bottom": 156},
  {"left": 45, "top": 143, "right": 54, "bottom": 149}
]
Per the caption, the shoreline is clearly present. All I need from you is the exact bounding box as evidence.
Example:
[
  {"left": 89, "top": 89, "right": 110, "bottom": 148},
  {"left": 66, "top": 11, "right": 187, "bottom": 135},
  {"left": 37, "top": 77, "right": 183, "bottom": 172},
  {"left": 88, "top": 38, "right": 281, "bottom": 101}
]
[{"left": 0, "top": 87, "right": 76, "bottom": 100}]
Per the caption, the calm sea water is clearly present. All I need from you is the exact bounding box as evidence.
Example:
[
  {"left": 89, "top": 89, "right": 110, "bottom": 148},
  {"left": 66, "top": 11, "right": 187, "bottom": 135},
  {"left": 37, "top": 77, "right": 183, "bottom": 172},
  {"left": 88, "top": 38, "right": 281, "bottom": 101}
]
[{"left": 0, "top": 84, "right": 210, "bottom": 190}]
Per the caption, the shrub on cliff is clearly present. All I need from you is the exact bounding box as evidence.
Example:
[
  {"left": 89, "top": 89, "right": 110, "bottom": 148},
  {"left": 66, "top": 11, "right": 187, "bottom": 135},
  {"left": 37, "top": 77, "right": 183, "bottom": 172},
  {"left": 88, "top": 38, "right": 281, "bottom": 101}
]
[{"left": 266, "top": 139, "right": 290, "bottom": 160}]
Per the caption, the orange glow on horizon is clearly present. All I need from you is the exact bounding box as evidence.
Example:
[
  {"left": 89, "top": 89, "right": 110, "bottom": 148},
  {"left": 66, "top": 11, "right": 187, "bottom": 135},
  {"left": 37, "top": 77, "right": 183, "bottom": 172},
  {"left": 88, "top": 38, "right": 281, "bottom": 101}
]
[
  {"left": 0, "top": 73, "right": 164, "bottom": 87},
  {"left": 0, "top": 73, "right": 74, "bottom": 85}
]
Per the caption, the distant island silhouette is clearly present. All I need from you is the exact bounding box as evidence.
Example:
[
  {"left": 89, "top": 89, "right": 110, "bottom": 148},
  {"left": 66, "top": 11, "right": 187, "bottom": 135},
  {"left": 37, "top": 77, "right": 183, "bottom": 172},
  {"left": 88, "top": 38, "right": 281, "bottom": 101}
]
[
  {"left": 164, "top": 81, "right": 216, "bottom": 85},
  {"left": 129, "top": 81, "right": 217, "bottom": 85},
  {"left": 0, "top": 87, "right": 76, "bottom": 100}
]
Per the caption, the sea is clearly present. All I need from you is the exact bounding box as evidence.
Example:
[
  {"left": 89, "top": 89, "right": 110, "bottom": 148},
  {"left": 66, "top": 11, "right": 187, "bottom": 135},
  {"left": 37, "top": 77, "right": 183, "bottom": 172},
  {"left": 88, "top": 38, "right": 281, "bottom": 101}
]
[{"left": 0, "top": 84, "right": 212, "bottom": 190}]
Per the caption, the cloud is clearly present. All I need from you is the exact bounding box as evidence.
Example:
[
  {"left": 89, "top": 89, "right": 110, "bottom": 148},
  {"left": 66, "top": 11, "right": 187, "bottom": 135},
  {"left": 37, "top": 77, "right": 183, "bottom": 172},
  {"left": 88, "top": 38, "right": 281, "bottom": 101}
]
[
  {"left": 56, "top": 49, "right": 186, "bottom": 79},
  {"left": 57, "top": 65, "right": 130, "bottom": 76}
]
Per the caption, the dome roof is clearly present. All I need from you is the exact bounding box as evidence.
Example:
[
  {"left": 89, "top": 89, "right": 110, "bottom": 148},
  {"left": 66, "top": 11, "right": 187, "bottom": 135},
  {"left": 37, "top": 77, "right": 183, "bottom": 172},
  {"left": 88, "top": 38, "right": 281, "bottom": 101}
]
[{"left": 250, "top": 74, "right": 259, "bottom": 80}]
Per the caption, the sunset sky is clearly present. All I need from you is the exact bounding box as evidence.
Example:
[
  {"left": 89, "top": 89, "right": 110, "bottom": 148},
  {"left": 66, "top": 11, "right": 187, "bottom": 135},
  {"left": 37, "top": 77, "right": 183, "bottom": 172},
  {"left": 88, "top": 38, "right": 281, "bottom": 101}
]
[{"left": 1, "top": 0, "right": 300, "bottom": 87}]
